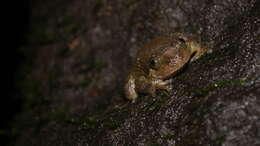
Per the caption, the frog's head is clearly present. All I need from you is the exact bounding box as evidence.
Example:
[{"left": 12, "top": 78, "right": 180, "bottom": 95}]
[{"left": 148, "top": 36, "right": 193, "bottom": 80}]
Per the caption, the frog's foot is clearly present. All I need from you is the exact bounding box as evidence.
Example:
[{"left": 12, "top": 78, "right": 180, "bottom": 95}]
[
  {"left": 152, "top": 79, "right": 173, "bottom": 92},
  {"left": 190, "top": 50, "right": 203, "bottom": 62},
  {"left": 161, "top": 79, "right": 173, "bottom": 91},
  {"left": 189, "top": 40, "right": 209, "bottom": 62}
]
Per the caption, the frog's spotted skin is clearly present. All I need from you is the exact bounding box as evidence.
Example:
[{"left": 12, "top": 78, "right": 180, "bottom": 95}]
[{"left": 125, "top": 33, "right": 208, "bottom": 102}]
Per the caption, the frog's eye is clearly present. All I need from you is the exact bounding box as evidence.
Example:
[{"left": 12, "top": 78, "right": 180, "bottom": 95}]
[
  {"left": 149, "top": 59, "right": 157, "bottom": 69},
  {"left": 178, "top": 38, "right": 186, "bottom": 43}
]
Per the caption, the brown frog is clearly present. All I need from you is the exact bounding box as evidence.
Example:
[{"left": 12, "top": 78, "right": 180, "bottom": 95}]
[{"left": 124, "top": 33, "right": 208, "bottom": 103}]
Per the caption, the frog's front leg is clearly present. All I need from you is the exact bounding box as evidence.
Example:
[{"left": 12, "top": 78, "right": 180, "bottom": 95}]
[
  {"left": 151, "top": 78, "right": 173, "bottom": 92},
  {"left": 149, "top": 69, "right": 173, "bottom": 93},
  {"left": 136, "top": 76, "right": 172, "bottom": 98}
]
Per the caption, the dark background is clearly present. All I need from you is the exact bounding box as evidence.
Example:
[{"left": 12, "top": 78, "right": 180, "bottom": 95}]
[{"left": 1, "top": 0, "right": 30, "bottom": 145}]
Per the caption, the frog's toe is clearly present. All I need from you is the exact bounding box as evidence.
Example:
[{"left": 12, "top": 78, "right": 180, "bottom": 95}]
[
  {"left": 158, "top": 80, "right": 173, "bottom": 91},
  {"left": 163, "top": 79, "right": 173, "bottom": 91},
  {"left": 163, "top": 84, "right": 172, "bottom": 92},
  {"left": 164, "top": 78, "right": 173, "bottom": 84}
]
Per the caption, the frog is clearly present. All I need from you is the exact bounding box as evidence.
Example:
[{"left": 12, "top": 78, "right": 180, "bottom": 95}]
[{"left": 124, "top": 33, "right": 209, "bottom": 103}]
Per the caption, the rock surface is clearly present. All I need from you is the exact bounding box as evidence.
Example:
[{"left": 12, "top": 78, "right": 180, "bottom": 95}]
[{"left": 12, "top": 0, "right": 259, "bottom": 145}]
